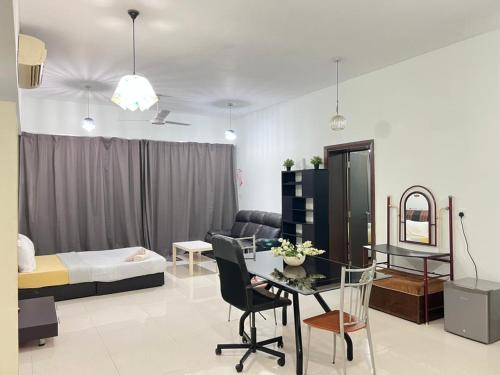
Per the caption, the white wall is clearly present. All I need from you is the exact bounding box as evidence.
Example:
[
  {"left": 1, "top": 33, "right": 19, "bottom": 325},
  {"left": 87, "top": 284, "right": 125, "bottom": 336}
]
[
  {"left": 235, "top": 29, "right": 500, "bottom": 282},
  {"left": 20, "top": 96, "right": 230, "bottom": 144},
  {"left": 0, "top": 0, "right": 19, "bottom": 373}
]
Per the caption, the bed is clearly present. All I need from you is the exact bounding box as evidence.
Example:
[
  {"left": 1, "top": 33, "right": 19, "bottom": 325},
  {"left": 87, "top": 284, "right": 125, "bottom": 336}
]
[{"left": 19, "top": 247, "right": 167, "bottom": 301}]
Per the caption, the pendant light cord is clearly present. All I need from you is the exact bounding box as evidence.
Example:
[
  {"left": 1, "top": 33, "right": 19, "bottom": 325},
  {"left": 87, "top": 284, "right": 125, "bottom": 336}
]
[
  {"left": 87, "top": 86, "right": 90, "bottom": 117},
  {"left": 336, "top": 59, "right": 340, "bottom": 114},
  {"left": 132, "top": 18, "right": 136, "bottom": 75}
]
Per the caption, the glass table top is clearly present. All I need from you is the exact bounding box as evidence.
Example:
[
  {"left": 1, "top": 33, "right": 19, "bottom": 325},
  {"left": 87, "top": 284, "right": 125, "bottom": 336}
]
[
  {"left": 364, "top": 244, "right": 451, "bottom": 258},
  {"left": 245, "top": 251, "right": 385, "bottom": 295}
]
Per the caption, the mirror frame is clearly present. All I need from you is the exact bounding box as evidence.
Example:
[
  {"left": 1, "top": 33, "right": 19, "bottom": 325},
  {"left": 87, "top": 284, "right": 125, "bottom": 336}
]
[{"left": 399, "top": 185, "right": 437, "bottom": 246}]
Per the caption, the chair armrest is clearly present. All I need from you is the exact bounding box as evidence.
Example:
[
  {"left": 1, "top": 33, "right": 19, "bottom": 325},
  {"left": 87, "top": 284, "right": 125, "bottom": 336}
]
[
  {"left": 245, "top": 279, "right": 268, "bottom": 308},
  {"left": 247, "top": 280, "right": 268, "bottom": 290},
  {"left": 233, "top": 236, "right": 255, "bottom": 250}
]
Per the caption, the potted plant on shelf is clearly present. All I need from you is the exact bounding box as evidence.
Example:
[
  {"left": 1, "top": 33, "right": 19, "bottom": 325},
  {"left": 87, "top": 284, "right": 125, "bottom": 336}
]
[
  {"left": 271, "top": 238, "right": 325, "bottom": 266},
  {"left": 310, "top": 156, "right": 323, "bottom": 170},
  {"left": 283, "top": 159, "right": 295, "bottom": 171}
]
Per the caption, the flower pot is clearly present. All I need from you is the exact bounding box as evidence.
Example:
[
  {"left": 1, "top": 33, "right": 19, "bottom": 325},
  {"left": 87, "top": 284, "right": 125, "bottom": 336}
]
[
  {"left": 313, "top": 165, "right": 319, "bottom": 170},
  {"left": 283, "top": 255, "right": 306, "bottom": 266},
  {"left": 286, "top": 166, "right": 291, "bottom": 171}
]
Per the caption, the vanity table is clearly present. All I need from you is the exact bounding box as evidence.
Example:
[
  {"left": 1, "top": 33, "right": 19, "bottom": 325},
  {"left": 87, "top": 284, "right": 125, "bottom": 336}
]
[{"left": 364, "top": 186, "right": 454, "bottom": 324}]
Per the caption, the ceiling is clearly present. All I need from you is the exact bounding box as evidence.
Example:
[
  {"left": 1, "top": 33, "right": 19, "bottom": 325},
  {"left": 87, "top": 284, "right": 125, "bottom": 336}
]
[{"left": 19, "top": 0, "right": 500, "bottom": 115}]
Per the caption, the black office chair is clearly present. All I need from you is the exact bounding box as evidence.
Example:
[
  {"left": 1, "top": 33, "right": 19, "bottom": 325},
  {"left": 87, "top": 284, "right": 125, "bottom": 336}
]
[{"left": 213, "top": 235, "right": 290, "bottom": 372}]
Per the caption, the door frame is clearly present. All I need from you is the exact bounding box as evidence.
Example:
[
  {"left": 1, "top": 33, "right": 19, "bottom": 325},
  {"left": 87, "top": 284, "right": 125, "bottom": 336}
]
[{"left": 324, "top": 140, "right": 375, "bottom": 264}]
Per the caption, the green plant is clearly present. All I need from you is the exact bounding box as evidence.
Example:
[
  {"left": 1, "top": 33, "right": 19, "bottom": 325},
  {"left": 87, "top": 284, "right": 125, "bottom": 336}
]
[
  {"left": 310, "top": 156, "right": 323, "bottom": 167},
  {"left": 283, "top": 159, "right": 295, "bottom": 169},
  {"left": 271, "top": 238, "right": 325, "bottom": 258}
]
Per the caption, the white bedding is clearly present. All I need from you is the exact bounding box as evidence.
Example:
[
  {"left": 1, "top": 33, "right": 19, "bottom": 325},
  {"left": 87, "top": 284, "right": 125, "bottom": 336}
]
[{"left": 57, "top": 247, "right": 166, "bottom": 284}]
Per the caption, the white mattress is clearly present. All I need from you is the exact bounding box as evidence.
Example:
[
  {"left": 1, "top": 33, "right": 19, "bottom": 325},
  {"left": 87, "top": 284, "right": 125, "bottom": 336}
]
[{"left": 57, "top": 247, "right": 166, "bottom": 284}]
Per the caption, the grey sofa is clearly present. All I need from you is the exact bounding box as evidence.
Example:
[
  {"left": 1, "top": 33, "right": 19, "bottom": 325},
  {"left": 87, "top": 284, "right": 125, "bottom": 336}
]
[{"left": 205, "top": 210, "right": 282, "bottom": 252}]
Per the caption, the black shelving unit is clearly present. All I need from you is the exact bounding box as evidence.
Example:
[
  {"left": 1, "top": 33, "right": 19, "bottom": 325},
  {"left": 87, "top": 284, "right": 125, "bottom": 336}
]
[{"left": 281, "top": 169, "right": 329, "bottom": 258}]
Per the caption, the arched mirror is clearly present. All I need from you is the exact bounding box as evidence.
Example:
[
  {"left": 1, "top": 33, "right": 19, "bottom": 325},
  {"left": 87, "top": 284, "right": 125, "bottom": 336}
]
[{"left": 399, "top": 185, "right": 436, "bottom": 246}]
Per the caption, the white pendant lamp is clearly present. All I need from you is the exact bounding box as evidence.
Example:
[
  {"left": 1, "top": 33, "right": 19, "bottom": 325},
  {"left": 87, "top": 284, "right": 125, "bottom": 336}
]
[
  {"left": 111, "top": 9, "right": 158, "bottom": 111},
  {"left": 330, "top": 59, "right": 346, "bottom": 131},
  {"left": 82, "top": 85, "right": 96, "bottom": 132},
  {"left": 225, "top": 103, "right": 237, "bottom": 141}
]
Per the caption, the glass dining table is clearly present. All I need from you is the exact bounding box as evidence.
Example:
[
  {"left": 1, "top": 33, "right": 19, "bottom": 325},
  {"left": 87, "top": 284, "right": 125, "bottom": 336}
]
[{"left": 245, "top": 251, "right": 383, "bottom": 375}]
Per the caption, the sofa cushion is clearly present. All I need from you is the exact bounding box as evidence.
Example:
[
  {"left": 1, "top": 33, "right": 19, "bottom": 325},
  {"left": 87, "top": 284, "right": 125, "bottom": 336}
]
[
  {"left": 220, "top": 210, "right": 282, "bottom": 241},
  {"left": 255, "top": 226, "right": 280, "bottom": 239},
  {"left": 231, "top": 221, "right": 248, "bottom": 238},
  {"left": 242, "top": 223, "right": 262, "bottom": 237},
  {"left": 249, "top": 211, "right": 267, "bottom": 225},
  {"left": 235, "top": 210, "right": 253, "bottom": 222},
  {"left": 262, "top": 212, "right": 282, "bottom": 229}
]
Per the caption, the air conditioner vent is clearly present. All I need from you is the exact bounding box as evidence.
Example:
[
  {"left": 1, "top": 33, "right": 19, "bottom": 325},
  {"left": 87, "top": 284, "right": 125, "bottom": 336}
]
[{"left": 18, "top": 34, "right": 47, "bottom": 89}]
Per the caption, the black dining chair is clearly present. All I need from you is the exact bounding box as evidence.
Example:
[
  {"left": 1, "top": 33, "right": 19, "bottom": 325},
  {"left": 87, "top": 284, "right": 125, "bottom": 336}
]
[{"left": 213, "top": 235, "right": 290, "bottom": 372}]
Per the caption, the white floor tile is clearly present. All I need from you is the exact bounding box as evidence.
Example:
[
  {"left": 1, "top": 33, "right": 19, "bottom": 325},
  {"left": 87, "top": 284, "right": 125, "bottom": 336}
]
[{"left": 19, "top": 262, "right": 500, "bottom": 375}]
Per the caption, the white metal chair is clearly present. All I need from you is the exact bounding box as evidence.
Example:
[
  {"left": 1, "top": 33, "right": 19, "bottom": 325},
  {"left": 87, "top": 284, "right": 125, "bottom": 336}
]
[{"left": 303, "top": 263, "right": 377, "bottom": 375}]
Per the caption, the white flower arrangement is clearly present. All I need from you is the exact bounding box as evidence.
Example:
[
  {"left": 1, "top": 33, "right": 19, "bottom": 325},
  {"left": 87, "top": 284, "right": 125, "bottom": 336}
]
[{"left": 271, "top": 238, "right": 325, "bottom": 258}]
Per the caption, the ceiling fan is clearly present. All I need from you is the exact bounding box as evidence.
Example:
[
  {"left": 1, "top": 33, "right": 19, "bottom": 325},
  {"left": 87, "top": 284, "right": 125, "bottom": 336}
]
[{"left": 119, "top": 94, "right": 192, "bottom": 126}]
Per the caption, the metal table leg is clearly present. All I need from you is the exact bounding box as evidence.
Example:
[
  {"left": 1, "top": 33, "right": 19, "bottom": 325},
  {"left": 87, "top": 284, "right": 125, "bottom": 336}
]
[
  {"left": 314, "top": 293, "right": 354, "bottom": 361},
  {"left": 292, "top": 292, "right": 303, "bottom": 375},
  {"left": 282, "top": 291, "right": 288, "bottom": 326},
  {"left": 424, "top": 258, "right": 429, "bottom": 324}
]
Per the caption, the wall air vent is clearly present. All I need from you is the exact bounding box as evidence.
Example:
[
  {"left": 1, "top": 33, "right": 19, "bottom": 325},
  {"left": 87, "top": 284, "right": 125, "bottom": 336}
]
[{"left": 18, "top": 34, "right": 47, "bottom": 89}]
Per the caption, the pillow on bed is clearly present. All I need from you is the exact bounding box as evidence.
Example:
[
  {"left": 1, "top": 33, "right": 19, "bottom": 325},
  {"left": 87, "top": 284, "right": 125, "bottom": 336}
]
[{"left": 17, "top": 234, "right": 36, "bottom": 272}]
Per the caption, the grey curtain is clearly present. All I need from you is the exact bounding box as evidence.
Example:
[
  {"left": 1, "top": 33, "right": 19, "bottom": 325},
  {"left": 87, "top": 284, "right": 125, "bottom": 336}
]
[
  {"left": 19, "top": 133, "right": 144, "bottom": 255},
  {"left": 141, "top": 141, "right": 238, "bottom": 256},
  {"left": 19, "top": 133, "right": 238, "bottom": 256}
]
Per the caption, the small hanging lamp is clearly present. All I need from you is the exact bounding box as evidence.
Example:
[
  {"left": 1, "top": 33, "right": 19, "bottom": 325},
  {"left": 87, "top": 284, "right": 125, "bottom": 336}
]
[
  {"left": 330, "top": 59, "right": 346, "bottom": 131},
  {"left": 225, "top": 103, "right": 237, "bottom": 141},
  {"left": 111, "top": 9, "right": 158, "bottom": 111},
  {"left": 82, "top": 85, "right": 96, "bottom": 132}
]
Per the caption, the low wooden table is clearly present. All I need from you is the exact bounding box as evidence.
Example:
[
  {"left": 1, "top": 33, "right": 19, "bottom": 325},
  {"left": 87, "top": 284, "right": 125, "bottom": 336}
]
[
  {"left": 172, "top": 240, "right": 213, "bottom": 276},
  {"left": 19, "top": 296, "right": 58, "bottom": 346}
]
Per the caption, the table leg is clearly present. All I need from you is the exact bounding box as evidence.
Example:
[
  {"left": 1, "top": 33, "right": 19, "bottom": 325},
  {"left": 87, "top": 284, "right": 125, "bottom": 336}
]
[
  {"left": 314, "top": 293, "right": 353, "bottom": 361},
  {"left": 282, "top": 291, "right": 288, "bottom": 326},
  {"left": 189, "top": 251, "right": 194, "bottom": 275},
  {"left": 172, "top": 245, "right": 177, "bottom": 268},
  {"left": 424, "top": 258, "right": 429, "bottom": 324},
  {"left": 38, "top": 339, "right": 46, "bottom": 346},
  {"left": 292, "top": 292, "right": 303, "bottom": 375}
]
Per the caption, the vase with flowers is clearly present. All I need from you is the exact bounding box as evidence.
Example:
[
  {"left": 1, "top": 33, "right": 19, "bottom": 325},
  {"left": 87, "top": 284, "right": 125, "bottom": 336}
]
[{"left": 271, "top": 238, "right": 325, "bottom": 266}]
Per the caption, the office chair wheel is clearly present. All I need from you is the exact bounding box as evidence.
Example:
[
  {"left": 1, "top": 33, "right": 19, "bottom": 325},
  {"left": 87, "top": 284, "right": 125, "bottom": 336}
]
[
  {"left": 235, "top": 363, "right": 243, "bottom": 372},
  {"left": 215, "top": 347, "right": 222, "bottom": 355},
  {"left": 242, "top": 337, "right": 248, "bottom": 343},
  {"left": 277, "top": 357, "right": 285, "bottom": 367}
]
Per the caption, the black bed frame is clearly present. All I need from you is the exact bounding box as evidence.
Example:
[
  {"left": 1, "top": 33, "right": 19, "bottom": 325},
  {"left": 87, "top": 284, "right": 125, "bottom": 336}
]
[{"left": 19, "top": 272, "right": 165, "bottom": 301}]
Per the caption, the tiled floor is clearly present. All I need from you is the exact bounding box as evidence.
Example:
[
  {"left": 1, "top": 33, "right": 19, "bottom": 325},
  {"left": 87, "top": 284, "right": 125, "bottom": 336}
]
[{"left": 19, "top": 255, "right": 500, "bottom": 375}]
